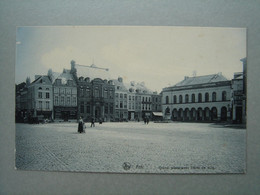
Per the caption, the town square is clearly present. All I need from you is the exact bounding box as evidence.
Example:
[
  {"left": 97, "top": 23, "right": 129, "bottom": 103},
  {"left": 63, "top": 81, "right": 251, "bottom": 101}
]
[{"left": 16, "top": 121, "right": 246, "bottom": 173}]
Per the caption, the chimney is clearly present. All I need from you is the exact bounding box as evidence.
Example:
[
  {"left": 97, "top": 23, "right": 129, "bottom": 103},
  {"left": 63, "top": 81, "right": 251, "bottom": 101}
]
[{"left": 184, "top": 76, "right": 189, "bottom": 80}]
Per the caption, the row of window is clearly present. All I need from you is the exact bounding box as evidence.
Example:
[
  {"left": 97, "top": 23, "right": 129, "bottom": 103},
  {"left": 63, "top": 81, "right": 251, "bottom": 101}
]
[
  {"left": 38, "top": 87, "right": 49, "bottom": 90},
  {"left": 54, "top": 87, "right": 77, "bottom": 94},
  {"left": 80, "top": 104, "right": 114, "bottom": 114},
  {"left": 142, "top": 104, "right": 151, "bottom": 111},
  {"left": 38, "top": 92, "right": 50, "bottom": 99},
  {"left": 38, "top": 101, "right": 50, "bottom": 109},
  {"left": 55, "top": 79, "right": 74, "bottom": 86},
  {"left": 165, "top": 91, "right": 227, "bottom": 104},
  {"left": 116, "top": 93, "right": 128, "bottom": 99},
  {"left": 80, "top": 88, "right": 113, "bottom": 98},
  {"left": 54, "top": 96, "right": 77, "bottom": 106},
  {"left": 115, "top": 101, "right": 127, "bottom": 109}
]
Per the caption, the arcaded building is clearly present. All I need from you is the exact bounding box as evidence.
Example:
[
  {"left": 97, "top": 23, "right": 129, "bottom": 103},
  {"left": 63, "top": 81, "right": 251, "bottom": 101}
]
[{"left": 162, "top": 73, "right": 232, "bottom": 122}]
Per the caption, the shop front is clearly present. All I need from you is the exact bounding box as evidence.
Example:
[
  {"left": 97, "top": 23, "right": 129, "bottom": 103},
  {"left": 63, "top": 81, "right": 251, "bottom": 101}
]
[{"left": 54, "top": 106, "right": 77, "bottom": 121}]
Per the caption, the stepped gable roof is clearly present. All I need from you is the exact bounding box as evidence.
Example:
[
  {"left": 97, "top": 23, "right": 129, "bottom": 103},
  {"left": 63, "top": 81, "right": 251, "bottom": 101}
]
[
  {"left": 31, "top": 75, "right": 52, "bottom": 85},
  {"left": 75, "top": 64, "right": 110, "bottom": 81},
  {"left": 173, "top": 73, "right": 228, "bottom": 87}
]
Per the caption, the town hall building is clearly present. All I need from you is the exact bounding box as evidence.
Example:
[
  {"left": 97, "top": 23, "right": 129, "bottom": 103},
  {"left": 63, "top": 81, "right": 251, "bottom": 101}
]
[{"left": 162, "top": 73, "right": 232, "bottom": 122}]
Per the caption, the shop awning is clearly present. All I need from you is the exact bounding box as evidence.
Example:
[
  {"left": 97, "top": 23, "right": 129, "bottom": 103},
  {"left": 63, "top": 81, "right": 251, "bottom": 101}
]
[{"left": 152, "top": 112, "right": 163, "bottom": 116}]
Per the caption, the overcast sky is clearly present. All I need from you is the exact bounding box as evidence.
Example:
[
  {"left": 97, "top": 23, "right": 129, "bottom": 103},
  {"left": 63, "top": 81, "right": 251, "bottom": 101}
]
[{"left": 16, "top": 26, "right": 246, "bottom": 92}]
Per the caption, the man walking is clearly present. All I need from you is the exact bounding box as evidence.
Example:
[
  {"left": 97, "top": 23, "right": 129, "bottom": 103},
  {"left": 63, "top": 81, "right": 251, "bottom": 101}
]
[{"left": 91, "top": 117, "right": 95, "bottom": 127}]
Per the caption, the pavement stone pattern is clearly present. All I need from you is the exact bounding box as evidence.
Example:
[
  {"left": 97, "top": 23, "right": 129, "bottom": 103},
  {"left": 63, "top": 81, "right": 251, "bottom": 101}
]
[{"left": 15, "top": 122, "right": 246, "bottom": 174}]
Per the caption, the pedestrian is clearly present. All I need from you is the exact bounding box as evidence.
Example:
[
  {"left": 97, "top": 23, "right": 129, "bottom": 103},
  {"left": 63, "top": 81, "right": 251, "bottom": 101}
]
[
  {"left": 91, "top": 117, "right": 95, "bottom": 127},
  {"left": 144, "top": 117, "right": 146, "bottom": 124},
  {"left": 99, "top": 118, "right": 102, "bottom": 124},
  {"left": 78, "top": 117, "right": 84, "bottom": 133}
]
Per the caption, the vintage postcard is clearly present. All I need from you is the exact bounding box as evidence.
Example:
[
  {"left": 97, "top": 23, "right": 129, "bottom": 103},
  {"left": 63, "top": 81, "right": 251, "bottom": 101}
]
[{"left": 15, "top": 26, "right": 246, "bottom": 174}]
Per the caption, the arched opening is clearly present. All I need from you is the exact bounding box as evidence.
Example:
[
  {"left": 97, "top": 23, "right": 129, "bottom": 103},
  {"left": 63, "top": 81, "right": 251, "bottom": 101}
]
[
  {"left": 184, "top": 108, "right": 190, "bottom": 121},
  {"left": 179, "top": 95, "right": 183, "bottom": 104},
  {"left": 173, "top": 95, "right": 177, "bottom": 104},
  {"left": 166, "top": 96, "right": 169, "bottom": 104},
  {"left": 197, "top": 108, "right": 203, "bottom": 121},
  {"left": 205, "top": 93, "right": 209, "bottom": 102},
  {"left": 172, "top": 109, "right": 178, "bottom": 121},
  {"left": 185, "top": 94, "right": 189, "bottom": 103},
  {"left": 211, "top": 107, "right": 218, "bottom": 121},
  {"left": 190, "top": 108, "right": 196, "bottom": 121},
  {"left": 198, "top": 93, "right": 202, "bottom": 102},
  {"left": 192, "top": 94, "right": 195, "bottom": 103},
  {"left": 221, "top": 107, "right": 227, "bottom": 121},
  {"left": 178, "top": 108, "right": 183, "bottom": 121},
  {"left": 212, "top": 92, "right": 217, "bottom": 102},
  {"left": 204, "top": 107, "right": 210, "bottom": 121}
]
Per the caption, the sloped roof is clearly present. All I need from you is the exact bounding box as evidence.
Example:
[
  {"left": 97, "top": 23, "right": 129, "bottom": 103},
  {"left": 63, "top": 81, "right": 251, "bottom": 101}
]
[
  {"left": 56, "top": 69, "right": 76, "bottom": 85},
  {"left": 31, "top": 75, "right": 52, "bottom": 85},
  {"left": 124, "top": 81, "right": 153, "bottom": 94},
  {"left": 112, "top": 79, "right": 128, "bottom": 91},
  {"left": 173, "top": 73, "right": 228, "bottom": 87},
  {"left": 49, "top": 72, "right": 60, "bottom": 84},
  {"left": 75, "top": 64, "right": 111, "bottom": 81}
]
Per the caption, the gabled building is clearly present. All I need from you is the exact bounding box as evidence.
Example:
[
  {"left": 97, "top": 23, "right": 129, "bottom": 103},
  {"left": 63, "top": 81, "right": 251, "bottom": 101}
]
[
  {"left": 162, "top": 73, "right": 232, "bottom": 122},
  {"left": 48, "top": 69, "right": 78, "bottom": 121},
  {"left": 113, "top": 77, "right": 129, "bottom": 121},
  {"left": 27, "top": 75, "right": 53, "bottom": 119}
]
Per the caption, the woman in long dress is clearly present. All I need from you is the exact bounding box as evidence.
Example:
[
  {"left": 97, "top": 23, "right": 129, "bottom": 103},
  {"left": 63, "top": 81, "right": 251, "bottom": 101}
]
[{"left": 78, "top": 117, "right": 84, "bottom": 133}]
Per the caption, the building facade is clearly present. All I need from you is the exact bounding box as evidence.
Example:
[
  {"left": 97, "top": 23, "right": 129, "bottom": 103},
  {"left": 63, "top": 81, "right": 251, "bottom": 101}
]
[
  {"left": 70, "top": 60, "right": 115, "bottom": 121},
  {"left": 77, "top": 77, "right": 115, "bottom": 122},
  {"left": 27, "top": 75, "right": 53, "bottom": 119},
  {"left": 49, "top": 69, "right": 78, "bottom": 121},
  {"left": 162, "top": 73, "right": 232, "bottom": 122},
  {"left": 119, "top": 80, "right": 161, "bottom": 121},
  {"left": 113, "top": 77, "right": 129, "bottom": 121}
]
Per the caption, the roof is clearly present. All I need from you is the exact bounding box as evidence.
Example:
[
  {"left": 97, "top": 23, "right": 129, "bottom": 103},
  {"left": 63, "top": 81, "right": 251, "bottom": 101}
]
[
  {"left": 75, "top": 64, "right": 111, "bottom": 81},
  {"left": 152, "top": 112, "right": 163, "bottom": 116},
  {"left": 112, "top": 79, "right": 128, "bottom": 91},
  {"left": 31, "top": 75, "right": 52, "bottom": 85},
  {"left": 49, "top": 72, "right": 60, "bottom": 84},
  {"left": 56, "top": 69, "right": 76, "bottom": 85},
  {"left": 124, "top": 81, "right": 153, "bottom": 94},
  {"left": 173, "top": 73, "right": 228, "bottom": 87}
]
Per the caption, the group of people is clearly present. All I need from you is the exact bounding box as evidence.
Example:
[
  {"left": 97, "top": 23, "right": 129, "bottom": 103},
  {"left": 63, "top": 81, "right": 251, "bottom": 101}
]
[
  {"left": 78, "top": 117, "right": 102, "bottom": 133},
  {"left": 143, "top": 116, "right": 150, "bottom": 124}
]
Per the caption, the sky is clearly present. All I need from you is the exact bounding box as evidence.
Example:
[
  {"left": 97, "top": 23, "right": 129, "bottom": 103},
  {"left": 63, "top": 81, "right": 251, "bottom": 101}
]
[{"left": 16, "top": 26, "right": 246, "bottom": 92}]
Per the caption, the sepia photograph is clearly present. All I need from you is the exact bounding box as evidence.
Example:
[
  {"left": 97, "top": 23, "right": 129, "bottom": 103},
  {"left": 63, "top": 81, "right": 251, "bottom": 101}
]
[{"left": 15, "top": 26, "right": 246, "bottom": 174}]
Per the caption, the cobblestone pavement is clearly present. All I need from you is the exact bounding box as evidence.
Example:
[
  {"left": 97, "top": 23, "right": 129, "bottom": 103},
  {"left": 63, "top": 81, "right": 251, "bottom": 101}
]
[{"left": 15, "top": 122, "right": 246, "bottom": 174}]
